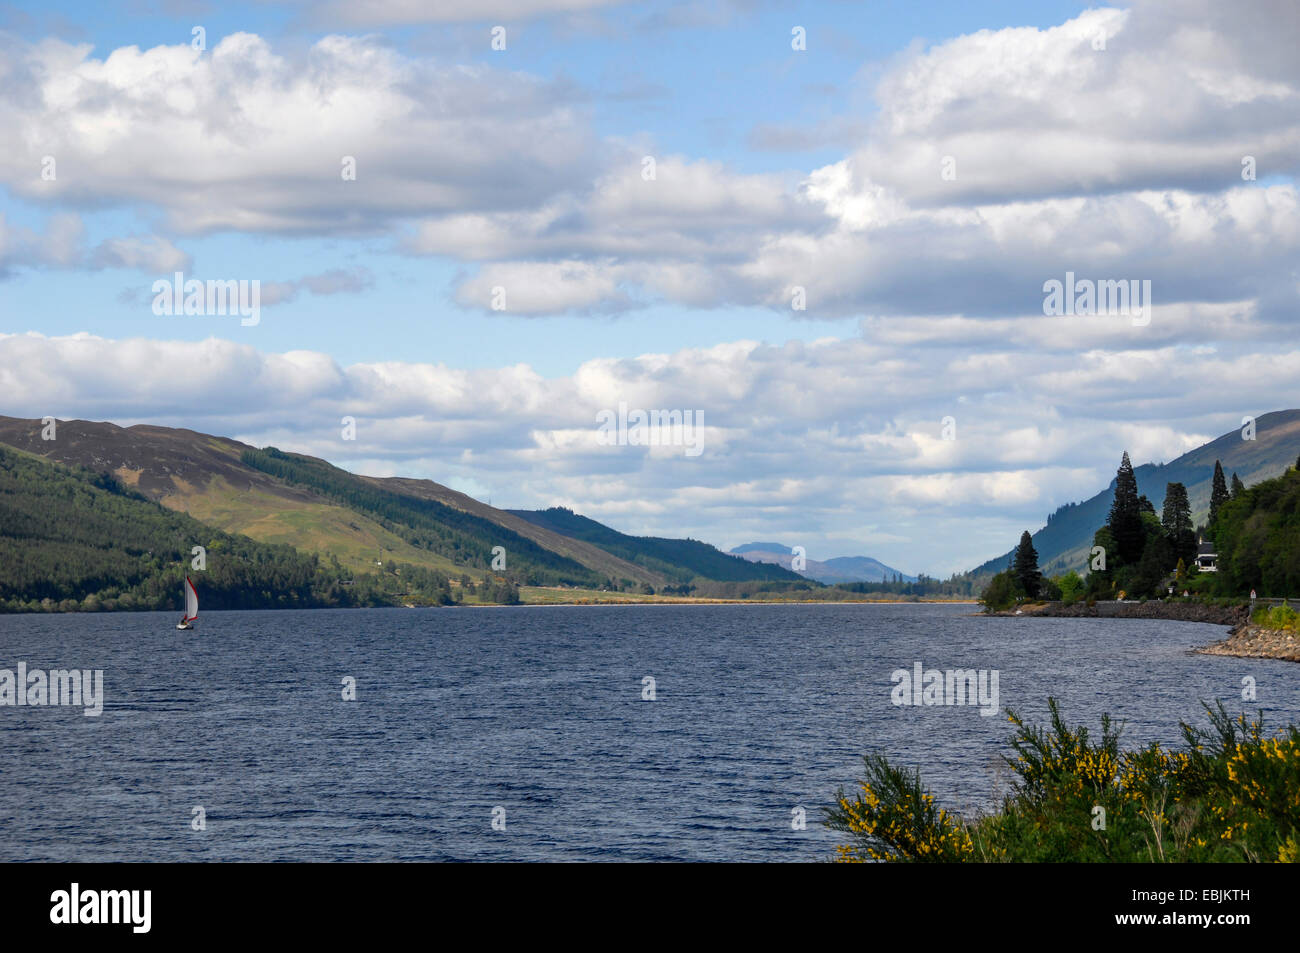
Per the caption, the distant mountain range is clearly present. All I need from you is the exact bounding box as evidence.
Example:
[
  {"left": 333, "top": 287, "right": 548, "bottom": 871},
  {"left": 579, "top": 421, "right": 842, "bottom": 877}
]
[
  {"left": 969, "top": 409, "right": 1300, "bottom": 579},
  {"left": 729, "top": 542, "right": 916, "bottom": 584}
]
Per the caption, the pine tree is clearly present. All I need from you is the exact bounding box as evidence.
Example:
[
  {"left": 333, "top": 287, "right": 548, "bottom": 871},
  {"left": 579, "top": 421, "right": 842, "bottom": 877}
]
[
  {"left": 1231, "top": 473, "right": 1245, "bottom": 498},
  {"left": 1209, "top": 460, "right": 1230, "bottom": 529},
  {"left": 1161, "top": 482, "right": 1196, "bottom": 567},
  {"left": 1012, "top": 530, "right": 1042, "bottom": 599},
  {"left": 1108, "top": 452, "right": 1144, "bottom": 565}
]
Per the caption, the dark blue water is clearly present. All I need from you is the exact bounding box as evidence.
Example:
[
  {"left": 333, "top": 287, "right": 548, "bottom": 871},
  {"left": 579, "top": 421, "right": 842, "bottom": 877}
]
[{"left": 1, "top": 603, "right": 1296, "bottom": 861}]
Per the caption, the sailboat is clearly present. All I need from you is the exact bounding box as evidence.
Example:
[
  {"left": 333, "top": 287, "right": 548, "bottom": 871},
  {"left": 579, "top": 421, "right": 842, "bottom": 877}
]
[{"left": 177, "top": 575, "right": 199, "bottom": 630}]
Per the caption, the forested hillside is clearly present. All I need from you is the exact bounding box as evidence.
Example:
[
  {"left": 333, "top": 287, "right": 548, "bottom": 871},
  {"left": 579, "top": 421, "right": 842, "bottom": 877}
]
[
  {"left": 1212, "top": 464, "right": 1300, "bottom": 597},
  {"left": 0, "top": 446, "right": 458, "bottom": 611}
]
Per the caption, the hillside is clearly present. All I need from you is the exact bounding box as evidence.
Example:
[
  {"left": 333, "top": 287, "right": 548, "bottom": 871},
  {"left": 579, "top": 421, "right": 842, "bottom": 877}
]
[
  {"left": 239, "top": 447, "right": 610, "bottom": 588},
  {"left": 0, "top": 444, "right": 444, "bottom": 611},
  {"left": 0, "top": 415, "right": 667, "bottom": 586},
  {"left": 970, "top": 410, "right": 1300, "bottom": 578},
  {"left": 0, "top": 415, "right": 467, "bottom": 579},
  {"left": 0, "top": 415, "right": 794, "bottom": 595},
  {"left": 508, "top": 507, "right": 805, "bottom": 586},
  {"left": 729, "top": 543, "right": 915, "bottom": 584},
  {"left": 363, "top": 476, "right": 662, "bottom": 588}
]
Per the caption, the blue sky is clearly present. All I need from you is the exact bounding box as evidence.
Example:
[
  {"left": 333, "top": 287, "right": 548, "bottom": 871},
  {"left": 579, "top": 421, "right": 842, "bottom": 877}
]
[
  {"left": 1, "top": 0, "right": 1297, "bottom": 575},
  {"left": 0, "top": 0, "right": 1095, "bottom": 372}
]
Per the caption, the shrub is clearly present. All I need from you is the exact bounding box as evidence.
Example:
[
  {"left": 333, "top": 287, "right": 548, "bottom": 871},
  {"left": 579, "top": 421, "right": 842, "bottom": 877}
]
[
  {"left": 1253, "top": 604, "right": 1298, "bottom": 632},
  {"left": 826, "top": 700, "right": 1300, "bottom": 863},
  {"left": 978, "top": 570, "right": 1022, "bottom": 612},
  {"left": 825, "top": 754, "right": 975, "bottom": 862},
  {"left": 1056, "top": 570, "right": 1085, "bottom": 606}
]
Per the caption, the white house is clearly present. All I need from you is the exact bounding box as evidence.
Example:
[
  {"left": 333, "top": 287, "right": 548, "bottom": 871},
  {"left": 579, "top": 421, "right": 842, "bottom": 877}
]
[{"left": 1195, "top": 539, "right": 1218, "bottom": 573}]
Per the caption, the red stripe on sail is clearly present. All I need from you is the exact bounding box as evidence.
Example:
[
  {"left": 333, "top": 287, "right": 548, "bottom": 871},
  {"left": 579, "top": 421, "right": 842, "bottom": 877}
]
[{"left": 185, "top": 575, "right": 199, "bottom": 621}]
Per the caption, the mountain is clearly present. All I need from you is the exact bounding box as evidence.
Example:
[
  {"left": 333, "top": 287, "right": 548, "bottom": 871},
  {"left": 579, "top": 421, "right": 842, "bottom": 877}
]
[
  {"left": 970, "top": 409, "right": 1300, "bottom": 578},
  {"left": 728, "top": 543, "right": 916, "bottom": 584},
  {"left": 0, "top": 415, "right": 665, "bottom": 587},
  {"left": 507, "top": 508, "right": 805, "bottom": 585},
  {"left": 0, "top": 415, "right": 801, "bottom": 597},
  {"left": 731, "top": 542, "right": 791, "bottom": 555}
]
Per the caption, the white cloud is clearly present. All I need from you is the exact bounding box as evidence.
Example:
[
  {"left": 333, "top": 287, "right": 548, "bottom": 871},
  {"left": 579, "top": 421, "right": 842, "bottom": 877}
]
[
  {"left": 0, "top": 33, "right": 601, "bottom": 235},
  {"left": 260, "top": 268, "right": 374, "bottom": 306},
  {"left": 89, "top": 235, "right": 191, "bottom": 273},
  {"left": 852, "top": 3, "right": 1300, "bottom": 206},
  {"left": 454, "top": 260, "right": 633, "bottom": 314},
  {"left": 0, "top": 213, "right": 191, "bottom": 276}
]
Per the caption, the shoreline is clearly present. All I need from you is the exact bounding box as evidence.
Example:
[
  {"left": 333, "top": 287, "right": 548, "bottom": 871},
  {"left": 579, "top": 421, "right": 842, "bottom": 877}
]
[
  {"left": 987, "top": 599, "right": 1299, "bottom": 663},
  {"left": 1196, "top": 622, "right": 1300, "bottom": 662},
  {"left": 498, "top": 598, "right": 980, "bottom": 607},
  {"left": 0, "top": 597, "right": 982, "bottom": 615}
]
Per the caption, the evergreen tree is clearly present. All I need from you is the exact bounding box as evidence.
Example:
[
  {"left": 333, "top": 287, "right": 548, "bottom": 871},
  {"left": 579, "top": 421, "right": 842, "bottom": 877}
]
[
  {"left": 1209, "top": 460, "right": 1230, "bottom": 529},
  {"left": 1107, "top": 452, "right": 1144, "bottom": 565},
  {"left": 1230, "top": 473, "right": 1245, "bottom": 498},
  {"left": 1012, "top": 530, "right": 1043, "bottom": 599},
  {"left": 1130, "top": 533, "right": 1172, "bottom": 598},
  {"left": 1160, "top": 482, "right": 1196, "bottom": 567}
]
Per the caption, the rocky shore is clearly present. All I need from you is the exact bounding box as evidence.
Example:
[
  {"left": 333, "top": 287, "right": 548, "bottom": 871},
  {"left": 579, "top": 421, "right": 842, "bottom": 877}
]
[{"left": 1196, "top": 622, "right": 1300, "bottom": 662}]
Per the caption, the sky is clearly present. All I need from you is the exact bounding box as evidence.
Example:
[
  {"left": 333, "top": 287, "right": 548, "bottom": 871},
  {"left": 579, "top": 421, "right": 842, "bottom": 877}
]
[{"left": 1, "top": 0, "right": 1297, "bottom": 577}]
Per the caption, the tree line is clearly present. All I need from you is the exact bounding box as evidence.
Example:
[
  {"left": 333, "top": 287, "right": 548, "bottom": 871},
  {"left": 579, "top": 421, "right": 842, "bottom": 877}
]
[{"left": 981, "top": 450, "right": 1300, "bottom": 609}]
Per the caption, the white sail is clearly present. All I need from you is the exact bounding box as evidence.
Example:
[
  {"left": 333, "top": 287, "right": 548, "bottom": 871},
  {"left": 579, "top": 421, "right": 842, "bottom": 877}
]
[{"left": 184, "top": 576, "right": 199, "bottom": 622}]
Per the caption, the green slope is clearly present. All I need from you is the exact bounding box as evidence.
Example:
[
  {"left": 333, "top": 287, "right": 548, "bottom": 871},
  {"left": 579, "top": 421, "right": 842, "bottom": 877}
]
[
  {"left": 0, "top": 445, "right": 458, "bottom": 610},
  {"left": 0, "top": 415, "right": 659, "bottom": 588},
  {"left": 507, "top": 506, "right": 806, "bottom": 584},
  {"left": 239, "top": 447, "right": 608, "bottom": 588}
]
